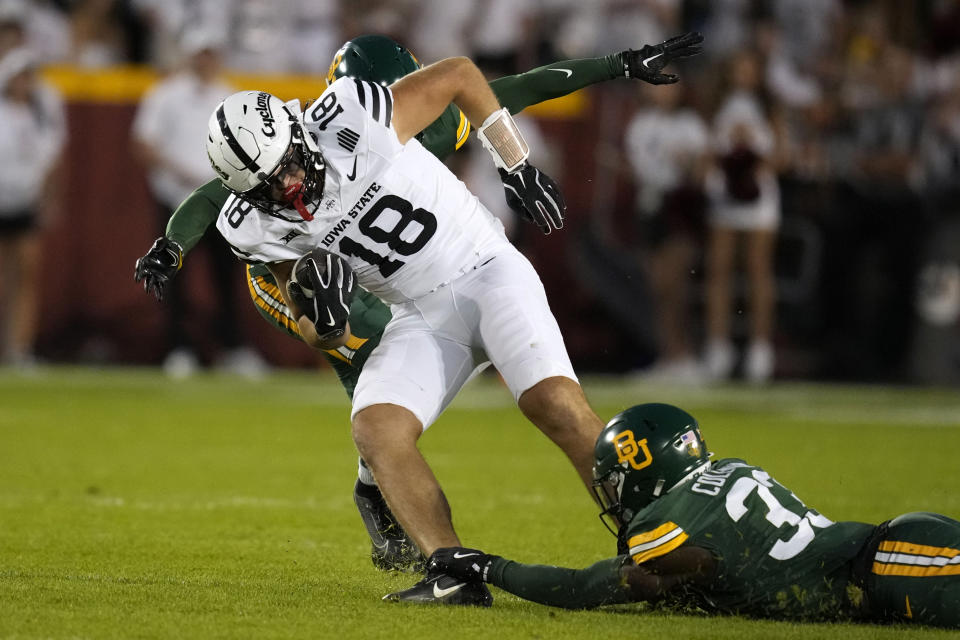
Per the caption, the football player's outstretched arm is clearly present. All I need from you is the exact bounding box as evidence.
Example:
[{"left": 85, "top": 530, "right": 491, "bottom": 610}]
[
  {"left": 428, "top": 544, "right": 716, "bottom": 609},
  {"left": 267, "top": 260, "right": 352, "bottom": 350},
  {"left": 488, "top": 32, "right": 704, "bottom": 114},
  {"left": 134, "top": 180, "right": 227, "bottom": 301},
  {"left": 163, "top": 180, "right": 230, "bottom": 255}
]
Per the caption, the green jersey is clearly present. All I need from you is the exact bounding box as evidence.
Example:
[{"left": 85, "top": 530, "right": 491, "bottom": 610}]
[
  {"left": 623, "top": 458, "right": 875, "bottom": 620},
  {"left": 162, "top": 54, "right": 625, "bottom": 396}
]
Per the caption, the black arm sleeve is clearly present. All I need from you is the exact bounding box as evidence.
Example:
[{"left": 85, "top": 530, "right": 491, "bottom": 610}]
[
  {"left": 488, "top": 55, "right": 623, "bottom": 115},
  {"left": 487, "top": 555, "right": 634, "bottom": 610}
]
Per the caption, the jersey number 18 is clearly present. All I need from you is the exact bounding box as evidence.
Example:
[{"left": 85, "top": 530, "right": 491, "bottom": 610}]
[{"left": 339, "top": 195, "right": 438, "bottom": 277}]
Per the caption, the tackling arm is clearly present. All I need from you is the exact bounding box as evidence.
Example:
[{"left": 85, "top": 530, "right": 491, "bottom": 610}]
[
  {"left": 491, "top": 547, "right": 715, "bottom": 609},
  {"left": 488, "top": 32, "right": 704, "bottom": 114},
  {"left": 134, "top": 181, "right": 229, "bottom": 300},
  {"left": 164, "top": 179, "right": 229, "bottom": 254},
  {"left": 430, "top": 544, "right": 716, "bottom": 609},
  {"left": 489, "top": 57, "right": 623, "bottom": 115}
]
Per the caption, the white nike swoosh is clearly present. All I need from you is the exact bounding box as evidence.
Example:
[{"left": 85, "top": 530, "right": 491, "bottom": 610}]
[
  {"left": 548, "top": 68, "right": 573, "bottom": 78},
  {"left": 433, "top": 582, "right": 465, "bottom": 598},
  {"left": 324, "top": 307, "right": 335, "bottom": 327},
  {"left": 452, "top": 552, "right": 479, "bottom": 559},
  {"left": 642, "top": 52, "right": 663, "bottom": 68}
]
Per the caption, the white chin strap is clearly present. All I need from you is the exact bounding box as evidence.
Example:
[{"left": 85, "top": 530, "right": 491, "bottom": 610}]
[{"left": 476, "top": 107, "right": 530, "bottom": 173}]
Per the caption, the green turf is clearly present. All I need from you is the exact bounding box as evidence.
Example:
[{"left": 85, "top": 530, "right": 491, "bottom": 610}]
[{"left": 1, "top": 368, "right": 958, "bottom": 639}]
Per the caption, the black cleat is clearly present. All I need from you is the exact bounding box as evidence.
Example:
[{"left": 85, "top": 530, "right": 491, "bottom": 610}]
[
  {"left": 354, "top": 480, "right": 425, "bottom": 573},
  {"left": 382, "top": 571, "right": 493, "bottom": 606}
]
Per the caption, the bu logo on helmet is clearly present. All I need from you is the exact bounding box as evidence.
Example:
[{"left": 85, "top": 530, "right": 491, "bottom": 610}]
[
  {"left": 326, "top": 51, "right": 344, "bottom": 85},
  {"left": 613, "top": 430, "right": 653, "bottom": 470}
]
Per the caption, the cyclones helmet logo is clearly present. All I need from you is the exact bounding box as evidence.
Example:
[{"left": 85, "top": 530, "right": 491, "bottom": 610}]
[{"left": 613, "top": 430, "right": 653, "bottom": 471}]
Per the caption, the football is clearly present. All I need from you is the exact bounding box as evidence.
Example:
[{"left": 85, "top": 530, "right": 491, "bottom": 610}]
[{"left": 290, "top": 247, "right": 332, "bottom": 297}]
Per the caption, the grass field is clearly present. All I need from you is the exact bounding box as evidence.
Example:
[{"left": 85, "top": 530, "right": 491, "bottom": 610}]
[{"left": 1, "top": 367, "right": 959, "bottom": 639}]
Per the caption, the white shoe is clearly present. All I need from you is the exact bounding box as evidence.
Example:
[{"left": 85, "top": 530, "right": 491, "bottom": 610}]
[
  {"left": 703, "top": 340, "right": 736, "bottom": 381},
  {"left": 635, "top": 357, "right": 704, "bottom": 385},
  {"left": 3, "top": 350, "right": 39, "bottom": 375},
  {"left": 745, "top": 341, "right": 774, "bottom": 384},
  {"left": 163, "top": 348, "right": 200, "bottom": 379},
  {"left": 217, "top": 347, "right": 269, "bottom": 379}
]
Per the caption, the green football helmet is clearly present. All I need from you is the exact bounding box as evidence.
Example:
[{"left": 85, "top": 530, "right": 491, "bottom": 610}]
[
  {"left": 325, "top": 34, "right": 421, "bottom": 87},
  {"left": 592, "top": 403, "right": 712, "bottom": 535},
  {"left": 324, "top": 34, "right": 469, "bottom": 151}
]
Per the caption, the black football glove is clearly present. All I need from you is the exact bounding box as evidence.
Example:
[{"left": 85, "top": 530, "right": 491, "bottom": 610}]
[
  {"left": 134, "top": 236, "right": 183, "bottom": 301},
  {"left": 286, "top": 249, "right": 355, "bottom": 341},
  {"left": 620, "top": 31, "right": 704, "bottom": 85},
  {"left": 427, "top": 547, "right": 500, "bottom": 583},
  {"left": 499, "top": 162, "right": 565, "bottom": 235}
]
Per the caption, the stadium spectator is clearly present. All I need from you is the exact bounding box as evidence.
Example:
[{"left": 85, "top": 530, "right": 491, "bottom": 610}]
[
  {"left": 468, "top": 0, "right": 538, "bottom": 75},
  {"left": 129, "top": 0, "right": 223, "bottom": 70},
  {"left": 702, "top": 50, "right": 783, "bottom": 383},
  {"left": 693, "top": 0, "right": 759, "bottom": 61},
  {"left": 408, "top": 0, "right": 473, "bottom": 63},
  {"left": 428, "top": 402, "right": 960, "bottom": 629},
  {"left": 0, "top": 2, "right": 26, "bottom": 59},
  {"left": 0, "top": 46, "right": 65, "bottom": 368},
  {"left": 818, "top": 6, "right": 928, "bottom": 380},
  {"left": 67, "top": 0, "right": 128, "bottom": 67},
  {"left": 132, "top": 29, "right": 266, "bottom": 378},
  {"left": 918, "top": 83, "right": 960, "bottom": 209},
  {"left": 624, "top": 81, "right": 709, "bottom": 383},
  {"left": 552, "top": 0, "right": 680, "bottom": 60},
  {"left": 0, "top": 0, "right": 69, "bottom": 64},
  {"left": 131, "top": 0, "right": 342, "bottom": 73},
  {"left": 769, "top": 0, "right": 844, "bottom": 73}
]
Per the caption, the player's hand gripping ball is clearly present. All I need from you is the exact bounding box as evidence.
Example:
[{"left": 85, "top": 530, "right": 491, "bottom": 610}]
[{"left": 286, "top": 249, "right": 356, "bottom": 341}]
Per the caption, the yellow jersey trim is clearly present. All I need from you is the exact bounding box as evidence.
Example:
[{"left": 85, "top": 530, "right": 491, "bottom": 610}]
[
  {"left": 323, "top": 334, "right": 368, "bottom": 364},
  {"left": 871, "top": 539, "right": 960, "bottom": 577},
  {"left": 628, "top": 522, "right": 688, "bottom": 564},
  {"left": 246, "top": 267, "right": 302, "bottom": 337},
  {"left": 454, "top": 110, "right": 470, "bottom": 150}
]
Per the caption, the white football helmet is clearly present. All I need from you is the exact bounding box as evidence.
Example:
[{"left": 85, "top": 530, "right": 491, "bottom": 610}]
[{"left": 206, "top": 90, "right": 325, "bottom": 215}]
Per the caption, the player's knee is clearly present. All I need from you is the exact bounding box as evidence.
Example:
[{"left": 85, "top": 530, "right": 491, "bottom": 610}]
[
  {"left": 519, "top": 376, "right": 600, "bottom": 434},
  {"left": 351, "top": 403, "right": 422, "bottom": 463}
]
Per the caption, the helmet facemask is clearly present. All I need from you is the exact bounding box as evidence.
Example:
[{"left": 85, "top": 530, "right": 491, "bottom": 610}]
[
  {"left": 245, "top": 123, "right": 326, "bottom": 221},
  {"left": 592, "top": 467, "right": 628, "bottom": 536}
]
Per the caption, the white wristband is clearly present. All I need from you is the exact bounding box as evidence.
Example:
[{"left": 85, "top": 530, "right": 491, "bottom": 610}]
[{"left": 476, "top": 107, "right": 530, "bottom": 173}]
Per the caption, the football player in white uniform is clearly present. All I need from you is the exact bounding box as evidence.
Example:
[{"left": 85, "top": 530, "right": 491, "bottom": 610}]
[{"left": 206, "top": 56, "right": 605, "bottom": 605}]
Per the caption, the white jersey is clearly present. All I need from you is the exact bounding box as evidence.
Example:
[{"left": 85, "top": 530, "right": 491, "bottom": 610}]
[{"left": 216, "top": 77, "right": 509, "bottom": 303}]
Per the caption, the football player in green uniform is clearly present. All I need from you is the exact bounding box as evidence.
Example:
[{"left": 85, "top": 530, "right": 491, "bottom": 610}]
[
  {"left": 429, "top": 403, "right": 960, "bottom": 628},
  {"left": 133, "top": 34, "right": 703, "bottom": 574}
]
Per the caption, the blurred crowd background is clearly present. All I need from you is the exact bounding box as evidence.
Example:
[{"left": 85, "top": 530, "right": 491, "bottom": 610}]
[{"left": 0, "top": 0, "right": 958, "bottom": 385}]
